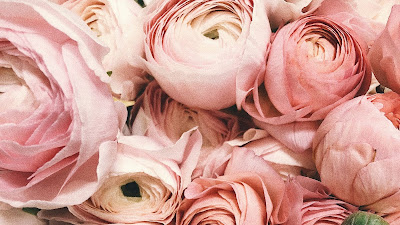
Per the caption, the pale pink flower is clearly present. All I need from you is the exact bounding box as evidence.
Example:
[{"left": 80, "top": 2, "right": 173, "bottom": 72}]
[
  {"left": 243, "top": 15, "right": 371, "bottom": 125},
  {"left": 283, "top": 176, "right": 358, "bottom": 225},
  {"left": 0, "top": 0, "right": 124, "bottom": 209},
  {"left": 57, "top": 0, "right": 149, "bottom": 101},
  {"left": 143, "top": 0, "right": 272, "bottom": 110},
  {"left": 313, "top": 92, "right": 400, "bottom": 214},
  {"left": 176, "top": 148, "right": 290, "bottom": 225},
  {"left": 40, "top": 129, "right": 202, "bottom": 224}
]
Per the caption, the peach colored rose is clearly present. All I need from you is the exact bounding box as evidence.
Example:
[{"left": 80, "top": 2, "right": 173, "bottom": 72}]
[
  {"left": 143, "top": 0, "right": 272, "bottom": 110},
  {"left": 243, "top": 15, "right": 371, "bottom": 125},
  {"left": 0, "top": 0, "right": 123, "bottom": 209},
  {"left": 369, "top": 5, "right": 400, "bottom": 94},
  {"left": 313, "top": 92, "right": 400, "bottom": 214},
  {"left": 176, "top": 148, "right": 290, "bottom": 225},
  {"left": 58, "top": 0, "right": 149, "bottom": 101},
  {"left": 284, "top": 176, "right": 358, "bottom": 225}
]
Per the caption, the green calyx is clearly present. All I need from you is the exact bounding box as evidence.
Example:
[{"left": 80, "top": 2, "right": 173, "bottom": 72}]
[{"left": 342, "top": 211, "right": 389, "bottom": 225}]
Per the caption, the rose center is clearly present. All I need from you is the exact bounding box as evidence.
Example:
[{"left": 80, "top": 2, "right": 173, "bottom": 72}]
[
  {"left": 203, "top": 29, "right": 220, "bottom": 40},
  {"left": 121, "top": 181, "right": 141, "bottom": 198}
]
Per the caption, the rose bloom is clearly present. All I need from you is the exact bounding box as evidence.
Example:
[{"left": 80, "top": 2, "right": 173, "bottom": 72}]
[
  {"left": 56, "top": 0, "right": 149, "bottom": 101},
  {"left": 0, "top": 0, "right": 124, "bottom": 208},
  {"left": 40, "top": 130, "right": 202, "bottom": 224},
  {"left": 369, "top": 5, "right": 400, "bottom": 94},
  {"left": 313, "top": 92, "right": 400, "bottom": 214},
  {"left": 143, "top": 0, "right": 272, "bottom": 110},
  {"left": 243, "top": 15, "right": 371, "bottom": 125},
  {"left": 176, "top": 148, "right": 290, "bottom": 225},
  {"left": 284, "top": 176, "right": 358, "bottom": 225}
]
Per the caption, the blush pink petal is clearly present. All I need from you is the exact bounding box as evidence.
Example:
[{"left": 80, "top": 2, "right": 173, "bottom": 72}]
[
  {"left": 143, "top": 0, "right": 271, "bottom": 110},
  {"left": 313, "top": 94, "right": 400, "bottom": 213},
  {"left": 0, "top": 0, "right": 122, "bottom": 209},
  {"left": 369, "top": 5, "right": 400, "bottom": 94}
]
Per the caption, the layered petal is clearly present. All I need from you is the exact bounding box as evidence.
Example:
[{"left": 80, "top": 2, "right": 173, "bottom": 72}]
[
  {"left": 243, "top": 15, "right": 371, "bottom": 124},
  {"left": 313, "top": 93, "right": 400, "bottom": 213},
  {"left": 57, "top": 0, "right": 149, "bottom": 100},
  {"left": 0, "top": 0, "right": 121, "bottom": 208},
  {"left": 143, "top": 0, "right": 271, "bottom": 110}
]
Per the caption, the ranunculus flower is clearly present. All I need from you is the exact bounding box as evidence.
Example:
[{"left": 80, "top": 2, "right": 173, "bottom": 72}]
[
  {"left": 0, "top": 0, "right": 123, "bottom": 208},
  {"left": 129, "top": 81, "right": 246, "bottom": 179},
  {"left": 40, "top": 129, "right": 202, "bottom": 224},
  {"left": 243, "top": 15, "right": 371, "bottom": 125},
  {"left": 284, "top": 176, "right": 358, "bottom": 225},
  {"left": 369, "top": 5, "right": 400, "bottom": 94},
  {"left": 313, "top": 92, "right": 400, "bottom": 214},
  {"left": 129, "top": 81, "right": 242, "bottom": 147},
  {"left": 143, "top": 0, "right": 272, "bottom": 110},
  {"left": 176, "top": 148, "right": 290, "bottom": 225},
  {"left": 58, "top": 0, "right": 149, "bottom": 101},
  {"left": 244, "top": 136, "right": 317, "bottom": 179}
]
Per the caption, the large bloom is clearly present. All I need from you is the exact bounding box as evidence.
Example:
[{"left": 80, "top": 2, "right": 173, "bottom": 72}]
[
  {"left": 313, "top": 92, "right": 400, "bottom": 214},
  {"left": 369, "top": 5, "right": 400, "bottom": 94},
  {"left": 0, "top": 0, "right": 123, "bottom": 208},
  {"left": 243, "top": 15, "right": 371, "bottom": 124},
  {"left": 58, "top": 0, "right": 148, "bottom": 101},
  {"left": 284, "top": 176, "right": 358, "bottom": 225},
  {"left": 176, "top": 148, "right": 290, "bottom": 225},
  {"left": 143, "top": 0, "right": 271, "bottom": 110},
  {"left": 55, "top": 130, "right": 202, "bottom": 224}
]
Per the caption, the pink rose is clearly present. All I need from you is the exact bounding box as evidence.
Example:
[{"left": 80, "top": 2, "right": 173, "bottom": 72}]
[
  {"left": 284, "top": 176, "right": 358, "bottom": 225},
  {"left": 243, "top": 15, "right": 371, "bottom": 125},
  {"left": 0, "top": 0, "right": 123, "bottom": 208},
  {"left": 58, "top": 0, "right": 149, "bottom": 101},
  {"left": 313, "top": 92, "right": 400, "bottom": 214},
  {"left": 369, "top": 5, "right": 400, "bottom": 94},
  {"left": 176, "top": 148, "right": 290, "bottom": 225},
  {"left": 143, "top": 0, "right": 272, "bottom": 110}
]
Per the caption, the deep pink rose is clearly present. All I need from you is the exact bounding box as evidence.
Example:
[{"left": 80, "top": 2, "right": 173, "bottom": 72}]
[
  {"left": 313, "top": 92, "right": 400, "bottom": 214},
  {"left": 143, "top": 0, "right": 272, "bottom": 110},
  {"left": 243, "top": 15, "right": 371, "bottom": 124},
  {"left": 57, "top": 0, "right": 149, "bottom": 101},
  {"left": 369, "top": 5, "right": 400, "bottom": 94},
  {"left": 176, "top": 148, "right": 290, "bottom": 225},
  {"left": 284, "top": 176, "right": 358, "bottom": 225},
  {"left": 0, "top": 0, "right": 123, "bottom": 208},
  {"left": 39, "top": 129, "right": 202, "bottom": 225}
]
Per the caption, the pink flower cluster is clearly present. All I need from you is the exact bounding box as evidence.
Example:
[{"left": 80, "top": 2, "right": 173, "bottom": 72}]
[{"left": 1, "top": 0, "right": 400, "bottom": 224}]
